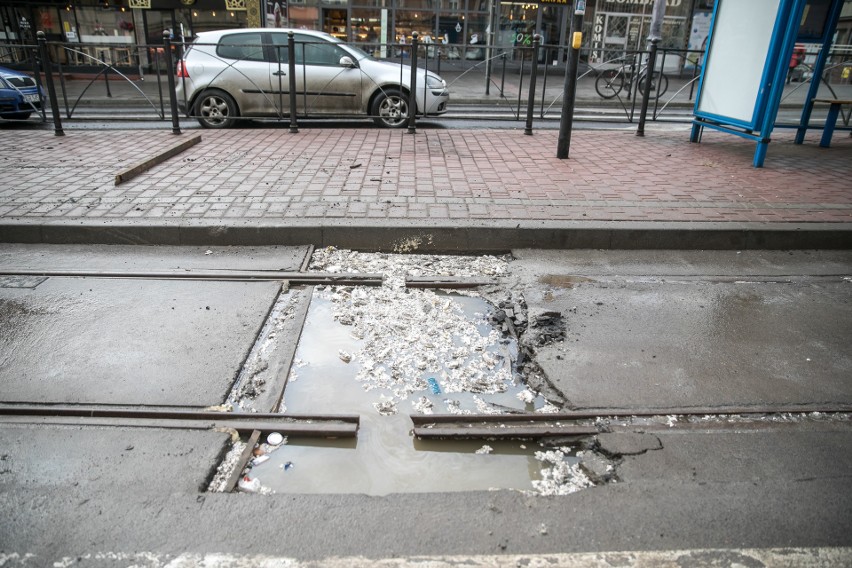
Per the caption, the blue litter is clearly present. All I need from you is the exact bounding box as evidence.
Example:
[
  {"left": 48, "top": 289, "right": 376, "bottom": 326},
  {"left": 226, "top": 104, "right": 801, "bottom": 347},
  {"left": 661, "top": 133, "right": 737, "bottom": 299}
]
[{"left": 427, "top": 377, "right": 441, "bottom": 394}]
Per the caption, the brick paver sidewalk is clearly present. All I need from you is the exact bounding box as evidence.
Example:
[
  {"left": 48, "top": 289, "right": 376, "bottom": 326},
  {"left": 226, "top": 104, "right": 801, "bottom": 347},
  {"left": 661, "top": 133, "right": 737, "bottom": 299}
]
[{"left": 1, "top": 127, "right": 850, "bottom": 224}]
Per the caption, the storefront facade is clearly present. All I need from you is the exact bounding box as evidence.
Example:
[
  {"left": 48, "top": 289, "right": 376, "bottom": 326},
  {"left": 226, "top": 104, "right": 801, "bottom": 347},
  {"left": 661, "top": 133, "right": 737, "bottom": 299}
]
[{"left": 1, "top": 0, "right": 707, "bottom": 70}]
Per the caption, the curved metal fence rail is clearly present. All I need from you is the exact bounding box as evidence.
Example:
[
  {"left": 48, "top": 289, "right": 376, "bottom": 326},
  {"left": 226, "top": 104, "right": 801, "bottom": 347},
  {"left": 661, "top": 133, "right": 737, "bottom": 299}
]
[{"left": 3, "top": 36, "right": 851, "bottom": 133}]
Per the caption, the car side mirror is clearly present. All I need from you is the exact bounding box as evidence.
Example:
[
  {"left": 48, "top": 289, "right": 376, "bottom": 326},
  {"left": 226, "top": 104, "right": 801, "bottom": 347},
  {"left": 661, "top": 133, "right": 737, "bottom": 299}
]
[{"left": 339, "top": 56, "right": 357, "bottom": 68}]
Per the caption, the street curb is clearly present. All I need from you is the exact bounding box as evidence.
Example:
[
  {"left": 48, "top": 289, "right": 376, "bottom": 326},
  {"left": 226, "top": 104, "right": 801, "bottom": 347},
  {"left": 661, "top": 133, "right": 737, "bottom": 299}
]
[{"left": 1, "top": 219, "right": 851, "bottom": 251}]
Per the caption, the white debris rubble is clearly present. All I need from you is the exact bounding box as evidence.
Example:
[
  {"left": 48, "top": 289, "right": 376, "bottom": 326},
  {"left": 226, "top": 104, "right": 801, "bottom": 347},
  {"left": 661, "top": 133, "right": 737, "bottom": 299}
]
[
  {"left": 309, "top": 248, "right": 517, "bottom": 415},
  {"left": 373, "top": 396, "right": 398, "bottom": 416},
  {"left": 531, "top": 448, "right": 595, "bottom": 496},
  {"left": 536, "top": 402, "right": 560, "bottom": 414},
  {"left": 310, "top": 247, "right": 509, "bottom": 289},
  {"left": 475, "top": 445, "right": 494, "bottom": 455},
  {"left": 412, "top": 396, "right": 434, "bottom": 414},
  {"left": 516, "top": 389, "right": 537, "bottom": 404}
]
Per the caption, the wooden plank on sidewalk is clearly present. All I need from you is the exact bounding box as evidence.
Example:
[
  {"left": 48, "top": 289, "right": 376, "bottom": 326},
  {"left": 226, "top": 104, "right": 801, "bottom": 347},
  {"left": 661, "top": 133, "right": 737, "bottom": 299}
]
[{"left": 114, "top": 134, "right": 202, "bottom": 186}]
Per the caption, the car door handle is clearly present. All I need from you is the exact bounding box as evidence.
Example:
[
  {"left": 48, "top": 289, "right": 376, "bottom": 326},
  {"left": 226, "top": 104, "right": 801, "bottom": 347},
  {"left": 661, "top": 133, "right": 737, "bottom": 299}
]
[{"left": 273, "top": 71, "right": 286, "bottom": 76}]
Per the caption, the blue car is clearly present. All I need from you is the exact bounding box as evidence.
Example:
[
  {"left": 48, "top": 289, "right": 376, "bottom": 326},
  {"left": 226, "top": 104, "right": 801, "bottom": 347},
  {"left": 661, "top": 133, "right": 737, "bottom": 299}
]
[{"left": 0, "top": 66, "right": 44, "bottom": 120}]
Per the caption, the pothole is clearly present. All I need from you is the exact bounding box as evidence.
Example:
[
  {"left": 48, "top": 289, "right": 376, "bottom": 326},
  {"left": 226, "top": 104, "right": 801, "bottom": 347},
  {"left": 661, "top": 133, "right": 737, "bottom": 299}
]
[
  {"left": 207, "top": 248, "right": 852, "bottom": 497},
  {"left": 209, "top": 248, "right": 596, "bottom": 496}
]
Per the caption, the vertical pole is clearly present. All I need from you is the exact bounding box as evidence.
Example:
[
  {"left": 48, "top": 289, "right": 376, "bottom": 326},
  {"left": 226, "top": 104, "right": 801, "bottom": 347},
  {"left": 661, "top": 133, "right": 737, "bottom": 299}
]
[
  {"left": 29, "top": 41, "right": 46, "bottom": 119},
  {"left": 162, "top": 31, "right": 181, "bottom": 135},
  {"left": 103, "top": 49, "right": 112, "bottom": 98},
  {"left": 288, "top": 31, "right": 299, "bottom": 133},
  {"left": 556, "top": 0, "right": 585, "bottom": 159},
  {"left": 276, "top": 45, "right": 284, "bottom": 121},
  {"left": 57, "top": 58, "right": 70, "bottom": 119},
  {"left": 407, "top": 31, "right": 419, "bottom": 134},
  {"left": 517, "top": 43, "right": 526, "bottom": 114},
  {"left": 540, "top": 49, "right": 550, "bottom": 119},
  {"left": 636, "top": 38, "right": 658, "bottom": 137},
  {"left": 485, "top": 0, "right": 496, "bottom": 95},
  {"left": 500, "top": 51, "right": 507, "bottom": 96},
  {"left": 754, "top": 0, "right": 808, "bottom": 167},
  {"left": 36, "top": 31, "right": 63, "bottom": 136},
  {"left": 525, "top": 35, "right": 541, "bottom": 135}
]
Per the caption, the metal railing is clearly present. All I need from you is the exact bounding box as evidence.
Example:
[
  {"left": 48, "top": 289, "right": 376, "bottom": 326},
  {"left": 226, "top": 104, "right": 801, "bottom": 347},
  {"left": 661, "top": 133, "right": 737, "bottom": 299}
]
[{"left": 5, "top": 32, "right": 851, "bottom": 134}]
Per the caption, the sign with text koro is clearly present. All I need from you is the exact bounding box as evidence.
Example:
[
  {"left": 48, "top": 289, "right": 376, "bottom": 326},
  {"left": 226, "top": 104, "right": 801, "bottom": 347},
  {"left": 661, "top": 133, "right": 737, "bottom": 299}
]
[{"left": 690, "top": 0, "right": 808, "bottom": 167}]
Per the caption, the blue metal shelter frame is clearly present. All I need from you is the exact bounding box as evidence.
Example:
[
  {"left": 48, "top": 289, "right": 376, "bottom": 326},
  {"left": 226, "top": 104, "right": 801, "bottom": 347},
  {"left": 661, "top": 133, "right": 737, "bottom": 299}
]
[
  {"left": 689, "top": 0, "right": 845, "bottom": 168},
  {"left": 793, "top": 0, "right": 847, "bottom": 144}
]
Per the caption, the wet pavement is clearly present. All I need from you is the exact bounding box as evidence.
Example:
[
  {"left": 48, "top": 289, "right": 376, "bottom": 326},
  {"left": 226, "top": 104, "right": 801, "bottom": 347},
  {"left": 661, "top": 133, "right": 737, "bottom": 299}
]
[
  {"left": 0, "top": 126, "right": 850, "bottom": 251},
  {"left": 511, "top": 249, "right": 852, "bottom": 411},
  {"left": 1, "top": 244, "right": 851, "bottom": 567}
]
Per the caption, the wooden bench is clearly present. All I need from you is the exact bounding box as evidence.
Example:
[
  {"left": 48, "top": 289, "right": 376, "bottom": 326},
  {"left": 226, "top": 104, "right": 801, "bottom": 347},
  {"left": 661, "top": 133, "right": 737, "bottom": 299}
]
[{"left": 812, "top": 98, "right": 852, "bottom": 148}]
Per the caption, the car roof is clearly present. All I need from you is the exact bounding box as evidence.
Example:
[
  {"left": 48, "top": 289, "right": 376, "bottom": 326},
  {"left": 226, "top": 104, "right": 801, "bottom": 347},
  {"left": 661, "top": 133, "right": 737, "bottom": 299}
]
[
  {"left": 0, "top": 66, "right": 29, "bottom": 79},
  {"left": 194, "top": 28, "right": 337, "bottom": 41}
]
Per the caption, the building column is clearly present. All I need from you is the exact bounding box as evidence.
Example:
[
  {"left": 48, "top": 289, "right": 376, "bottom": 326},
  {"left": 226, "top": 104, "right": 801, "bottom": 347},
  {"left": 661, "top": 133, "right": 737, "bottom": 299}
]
[{"left": 247, "top": 0, "right": 262, "bottom": 28}]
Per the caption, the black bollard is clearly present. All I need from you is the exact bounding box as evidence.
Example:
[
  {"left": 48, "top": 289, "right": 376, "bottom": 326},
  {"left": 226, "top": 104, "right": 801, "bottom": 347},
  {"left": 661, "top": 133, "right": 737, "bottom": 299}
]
[
  {"left": 162, "top": 31, "right": 181, "bottom": 134},
  {"left": 102, "top": 50, "right": 112, "bottom": 98},
  {"left": 557, "top": 0, "right": 586, "bottom": 159},
  {"left": 288, "top": 32, "right": 299, "bottom": 133},
  {"left": 407, "top": 31, "right": 419, "bottom": 134},
  {"left": 524, "top": 35, "right": 541, "bottom": 135},
  {"left": 637, "top": 38, "right": 659, "bottom": 137},
  {"left": 36, "top": 31, "right": 64, "bottom": 136}
]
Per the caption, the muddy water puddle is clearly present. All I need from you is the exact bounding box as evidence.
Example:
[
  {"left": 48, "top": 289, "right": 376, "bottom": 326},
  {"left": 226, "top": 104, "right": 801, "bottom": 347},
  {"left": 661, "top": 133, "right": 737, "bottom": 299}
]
[{"left": 251, "top": 288, "right": 554, "bottom": 495}]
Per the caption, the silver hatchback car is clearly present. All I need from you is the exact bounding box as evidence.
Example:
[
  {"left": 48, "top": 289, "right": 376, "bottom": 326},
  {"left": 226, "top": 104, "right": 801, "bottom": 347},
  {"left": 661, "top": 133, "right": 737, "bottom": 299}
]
[{"left": 176, "top": 28, "right": 449, "bottom": 128}]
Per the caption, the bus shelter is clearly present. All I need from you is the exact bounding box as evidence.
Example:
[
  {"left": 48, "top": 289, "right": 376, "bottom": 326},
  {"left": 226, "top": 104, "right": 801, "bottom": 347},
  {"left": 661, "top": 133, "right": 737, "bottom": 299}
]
[{"left": 689, "top": 0, "right": 847, "bottom": 168}]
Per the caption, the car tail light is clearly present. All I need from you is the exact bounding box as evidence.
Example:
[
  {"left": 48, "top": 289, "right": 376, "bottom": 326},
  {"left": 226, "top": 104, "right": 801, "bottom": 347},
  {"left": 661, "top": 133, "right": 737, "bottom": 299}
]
[{"left": 176, "top": 60, "right": 189, "bottom": 78}]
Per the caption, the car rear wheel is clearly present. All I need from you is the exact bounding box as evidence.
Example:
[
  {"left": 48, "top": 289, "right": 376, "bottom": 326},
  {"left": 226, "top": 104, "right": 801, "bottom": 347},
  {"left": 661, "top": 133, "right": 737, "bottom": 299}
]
[
  {"left": 194, "top": 90, "right": 238, "bottom": 129},
  {"left": 371, "top": 89, "right": 410, "bottom": 129}
]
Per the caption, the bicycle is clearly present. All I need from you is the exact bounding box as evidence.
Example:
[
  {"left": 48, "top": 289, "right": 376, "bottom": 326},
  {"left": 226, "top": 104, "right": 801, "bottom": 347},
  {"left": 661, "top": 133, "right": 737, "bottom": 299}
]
[{"left": 594, "top": 59, "right": 669, "bottom": 100}]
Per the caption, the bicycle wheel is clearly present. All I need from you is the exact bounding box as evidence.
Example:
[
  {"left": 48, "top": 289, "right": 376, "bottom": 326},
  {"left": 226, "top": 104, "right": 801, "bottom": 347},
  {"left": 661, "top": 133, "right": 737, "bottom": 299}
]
[
  {"left": 637, "top": 71, "right": 669, "bottom": 99},
  {"left": 595, "top": 69, "right": 624, "bottom": 99}
]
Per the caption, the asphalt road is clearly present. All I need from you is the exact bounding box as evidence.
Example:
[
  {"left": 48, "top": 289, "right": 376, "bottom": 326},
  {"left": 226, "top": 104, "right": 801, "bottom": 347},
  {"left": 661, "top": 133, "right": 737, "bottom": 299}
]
[{"left": 0, "top": 245, "right": 850, "bottom": 566}]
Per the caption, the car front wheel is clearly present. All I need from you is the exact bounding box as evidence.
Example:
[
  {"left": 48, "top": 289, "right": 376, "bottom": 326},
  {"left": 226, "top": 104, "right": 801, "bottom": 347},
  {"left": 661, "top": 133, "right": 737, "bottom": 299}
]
[
  {"left": 371, "top": 89, "right": 410, "bottom": 128},
  {"left": 194, "top": 90, "right": 238, "bottom": 129}
]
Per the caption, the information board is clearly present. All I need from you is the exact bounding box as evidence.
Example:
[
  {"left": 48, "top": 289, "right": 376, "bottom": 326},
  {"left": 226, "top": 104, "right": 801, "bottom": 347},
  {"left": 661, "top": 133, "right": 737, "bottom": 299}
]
[{"left": 696, "top": 0, "right": 783, "bottom": 127}]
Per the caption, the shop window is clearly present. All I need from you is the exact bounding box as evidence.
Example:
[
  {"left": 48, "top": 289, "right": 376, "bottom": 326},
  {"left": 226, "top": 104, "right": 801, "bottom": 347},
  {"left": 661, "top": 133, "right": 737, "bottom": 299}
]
[
  {"left": 396, "top": 0, "right": 438, "bottom": 8},
  {"left": 266, "top": 1, "right": 288, "bottom": 28},
  {"left": 497, "top": 3, "right": 537, "bottom": 50},
  {"left": 464, "top": 12, "right": 488, "bottom": 60},
  {"left": 396, "top": 10, "right": 436, "bottom": 44},
  {"left": 437, "top": 9, "right": 463, "bottom": 45},
  {"left": 288, "top": 5, "right": 319, "bottom": 30},
  {"left": 189, "top": 9, "right": 247, "bottom": 36},
  {"left": 323, "top": 9, "right": 347, "bottom": 40},
  {"left": 75, "top": 6, "right": 133, "bottom": 41},
  {"left": 350, "top": 8, "right": 385, "bottom": 53},
  {"left": 36, "top": 7, "right": 62, "bottom": 35}
]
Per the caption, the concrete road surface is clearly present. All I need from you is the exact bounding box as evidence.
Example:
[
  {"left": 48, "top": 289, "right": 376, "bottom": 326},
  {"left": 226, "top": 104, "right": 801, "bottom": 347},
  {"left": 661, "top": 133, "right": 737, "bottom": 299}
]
[{"left": 0, "top": 245, "right": 850, "bottom": 566}]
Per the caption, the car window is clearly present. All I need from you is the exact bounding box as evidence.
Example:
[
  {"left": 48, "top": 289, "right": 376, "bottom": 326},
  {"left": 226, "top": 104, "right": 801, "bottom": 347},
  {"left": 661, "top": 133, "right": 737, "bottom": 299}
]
[
  {"left": 269, "top": 33, "right": 349, "bottom": 66},
  {"left": 269, "top": 33, "right": 291, "bottom": 64},
  {"left": 298, "top": 34, "right": 348, "bottom": 66},
  {"left": 217, "top": 33, "right": 265, "bottom": 62}
]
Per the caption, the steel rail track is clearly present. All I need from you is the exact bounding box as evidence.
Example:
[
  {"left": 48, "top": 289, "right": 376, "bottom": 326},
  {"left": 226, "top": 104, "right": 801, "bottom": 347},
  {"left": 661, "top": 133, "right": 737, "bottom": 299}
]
[{"left": 0, "top": 269, "right": 383, "bottom": 285}]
